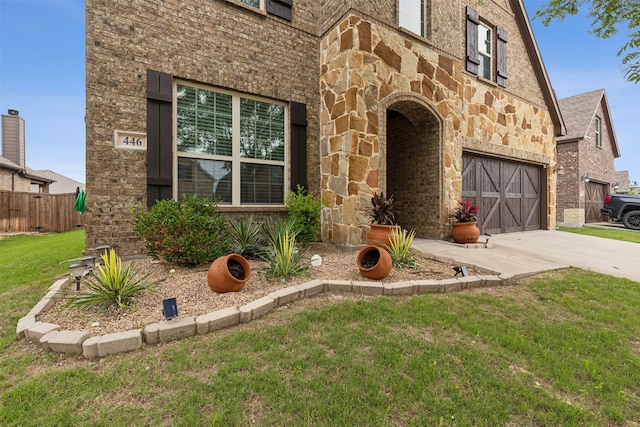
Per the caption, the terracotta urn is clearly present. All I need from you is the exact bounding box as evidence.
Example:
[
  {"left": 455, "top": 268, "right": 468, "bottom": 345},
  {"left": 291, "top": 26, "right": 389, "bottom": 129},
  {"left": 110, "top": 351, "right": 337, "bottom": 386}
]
[
  {"left": 451, "top": 222, "right": 480, "bottom": 244},
  {"left": 207, "top": 254, "right": 252, "bottom": 293},
  {"left": 366, "top": 224, "right": 400, "bottom": 248},
  {"left": 356, "top": 245, "right": 393, "bottom": 280}
]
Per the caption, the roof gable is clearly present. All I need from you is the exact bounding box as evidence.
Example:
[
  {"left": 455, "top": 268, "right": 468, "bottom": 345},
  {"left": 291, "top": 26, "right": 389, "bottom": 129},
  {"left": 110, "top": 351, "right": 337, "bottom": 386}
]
[
  {"left": 512, "top": 0, "right": 566, "bottom": 136},
  {"left": 557, "top": 88, "right": 621, "bottom": 157}
]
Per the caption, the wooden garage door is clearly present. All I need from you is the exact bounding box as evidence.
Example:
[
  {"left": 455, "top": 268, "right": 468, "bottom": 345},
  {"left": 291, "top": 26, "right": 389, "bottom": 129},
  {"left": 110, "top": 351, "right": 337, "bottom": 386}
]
[
  {"left": 585, "top": 181, "right": 605, "bottom": 223},
  {"left": 462, "top": 153, "right": 544, "bottom": 234}
]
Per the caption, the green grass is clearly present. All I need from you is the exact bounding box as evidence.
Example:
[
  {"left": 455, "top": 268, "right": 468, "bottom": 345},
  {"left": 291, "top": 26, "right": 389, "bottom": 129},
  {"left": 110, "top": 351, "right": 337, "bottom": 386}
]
[
  {"left": 0, "top": 231, "right": 85, "bottom": 350},
  {"left": 558, "top": 225, "right": 640, "bottom": 244},
  {"left": 1, "top": 232, "right": 640, "bottom": 425}
]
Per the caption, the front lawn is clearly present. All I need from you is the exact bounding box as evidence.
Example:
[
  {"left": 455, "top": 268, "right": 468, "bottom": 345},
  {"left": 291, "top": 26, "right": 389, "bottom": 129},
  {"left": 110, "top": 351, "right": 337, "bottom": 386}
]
[
  {"left": 1, "top": 231, "right": 639, "bottom": 426},
  {"left": 558, "top": 225, "right": 640, "bottom": 244}
]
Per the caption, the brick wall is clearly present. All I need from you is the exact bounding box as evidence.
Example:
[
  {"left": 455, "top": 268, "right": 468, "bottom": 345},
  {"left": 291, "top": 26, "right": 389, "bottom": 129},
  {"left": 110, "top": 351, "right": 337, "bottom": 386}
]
[
  {"left": 556, "top": 100, "right": 617, "bottom": 226},
  {"left": 86, "top": 0, "right": 320, "bottom": 255},
  {"left": 0, "top": 169, "right": 30, "bottom": 192}
]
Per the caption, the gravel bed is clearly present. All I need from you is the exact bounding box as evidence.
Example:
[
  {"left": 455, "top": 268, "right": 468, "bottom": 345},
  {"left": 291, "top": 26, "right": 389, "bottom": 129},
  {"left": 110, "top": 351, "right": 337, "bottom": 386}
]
[{"left": 38, "top": 242, "right": 462, "bottom": 335}]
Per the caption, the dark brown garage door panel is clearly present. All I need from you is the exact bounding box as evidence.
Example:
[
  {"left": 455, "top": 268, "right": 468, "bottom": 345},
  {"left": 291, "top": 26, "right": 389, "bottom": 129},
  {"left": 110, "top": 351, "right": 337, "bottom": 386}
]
[
  {"left": 585, "top": 182, "right": 605, "bottom": 223},
  {"left": 462, "top": 153, "right": 542, "bottom": 234}
]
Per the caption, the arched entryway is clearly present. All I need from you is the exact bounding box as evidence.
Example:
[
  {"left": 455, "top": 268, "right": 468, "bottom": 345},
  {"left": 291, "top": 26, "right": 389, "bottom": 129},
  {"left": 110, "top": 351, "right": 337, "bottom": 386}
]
[{"left": 382, "top": 94, "right": 443, "bottom": 239}]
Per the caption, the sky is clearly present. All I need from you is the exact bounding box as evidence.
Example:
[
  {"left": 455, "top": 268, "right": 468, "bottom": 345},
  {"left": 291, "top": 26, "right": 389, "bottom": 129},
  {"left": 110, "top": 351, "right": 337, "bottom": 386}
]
[{"left": 0, "top": 0, "right": 638, "bottom": 186}]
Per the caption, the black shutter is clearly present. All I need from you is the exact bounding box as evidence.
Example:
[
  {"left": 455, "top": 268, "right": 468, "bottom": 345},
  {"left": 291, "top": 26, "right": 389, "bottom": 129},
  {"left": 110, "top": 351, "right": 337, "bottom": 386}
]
[
  {"left": 290, "top": 101, "right": 307, "bottom": 191},
  {"left": 496, "top": 26, "right": 508, "bottom": 87},
  {"left": 266, "top": 0, "right": 292, "bottom": 21},
  {"left": 466, "top": 6, "right": 480, "bottom": 75},
  {"left": 146, "top": 70, "right": 173, "bottom": 207}
]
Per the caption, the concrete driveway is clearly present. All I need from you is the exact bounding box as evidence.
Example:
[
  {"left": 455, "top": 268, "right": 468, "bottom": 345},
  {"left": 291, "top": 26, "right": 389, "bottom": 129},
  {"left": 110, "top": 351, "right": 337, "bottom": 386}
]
[{"left": 413, "top": 229, "right": 640, "bottom": 282}]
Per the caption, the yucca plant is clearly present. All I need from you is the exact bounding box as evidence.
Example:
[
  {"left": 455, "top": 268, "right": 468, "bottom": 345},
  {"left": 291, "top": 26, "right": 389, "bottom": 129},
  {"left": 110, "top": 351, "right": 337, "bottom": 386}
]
[
  {"left": 261, "top": 217, "right": 299, "bottom": 254},
  {"left": 388, "top": 227, "right": 417, "bottom": 268},
  {"left": 229, "top": 215, "right": 264, "bottom": 259},
  {"left": 262, "top": 222, "right": 307, "bottom": 280},
  {"left": 66, "top": 249, "right": 151, "bottom": 309}
]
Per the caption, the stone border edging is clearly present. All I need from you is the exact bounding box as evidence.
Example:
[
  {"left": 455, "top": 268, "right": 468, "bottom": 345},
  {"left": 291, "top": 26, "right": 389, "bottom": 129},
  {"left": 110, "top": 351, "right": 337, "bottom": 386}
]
[{"left": 17, "top": 269, "right": 531, "bottom": 359}]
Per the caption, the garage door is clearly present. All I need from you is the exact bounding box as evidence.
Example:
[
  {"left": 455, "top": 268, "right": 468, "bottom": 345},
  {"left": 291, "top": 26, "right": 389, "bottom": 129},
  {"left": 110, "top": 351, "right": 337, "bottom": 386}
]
[
  {"left": 585, "top": 181, "right": 606, "bottom": 223},
  {"left": 462, "top": 153, "right": 545, "bottom": 234}
]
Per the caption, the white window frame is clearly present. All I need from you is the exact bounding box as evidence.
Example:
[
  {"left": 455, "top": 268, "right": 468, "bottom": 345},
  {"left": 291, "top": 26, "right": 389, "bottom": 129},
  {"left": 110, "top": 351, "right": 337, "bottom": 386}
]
[
  {"left": 478, "top": 22, "right": 492, "bottom": 80},
  {"left": 173, "top": 81, "right": 289, "bottom": 206},
  {"left": 399, "top": 0, "right": 427, "bottom": 38},
  {"left": 595, "top": 116, "right": 602, "bottom": 147}
]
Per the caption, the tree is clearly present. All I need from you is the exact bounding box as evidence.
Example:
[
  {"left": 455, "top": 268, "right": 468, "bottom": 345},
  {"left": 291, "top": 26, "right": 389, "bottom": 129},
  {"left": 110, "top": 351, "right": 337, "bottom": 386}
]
[{"left": 534, "top": 0, "right": 640, "bottom": 83}]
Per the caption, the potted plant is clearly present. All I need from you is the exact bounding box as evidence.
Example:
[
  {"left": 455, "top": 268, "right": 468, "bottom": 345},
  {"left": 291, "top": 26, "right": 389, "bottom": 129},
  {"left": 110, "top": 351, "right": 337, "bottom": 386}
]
[
  {"left": 366, "top": 191, "right": 402, "bottom": 247},
  {"left": 450, "top": 198, "right": 481, "bottom": 244}
]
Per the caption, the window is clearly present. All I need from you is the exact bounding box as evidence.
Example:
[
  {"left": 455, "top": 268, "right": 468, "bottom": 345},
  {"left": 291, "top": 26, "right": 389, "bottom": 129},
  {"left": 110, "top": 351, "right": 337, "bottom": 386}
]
[
  {"left": 595, "top": 116, "right": 602, "bottom": 147},
  {"left": 478, "top": 23, "right": 492, "bottom": 80},
  {"left": 466, "top": 6, "right": 507, "bottom": 87},
  {"left": 231, "top": 0, "right": 293, "bottom": 21},
  {"left": 399, "top": 0, "right": 427, "bottom": 37},
  {"left": 240, "top": 0, "right": 260, "bottom": 7},
  {"left": 176, "top": 83, "right": 286, "bottom": 205}
]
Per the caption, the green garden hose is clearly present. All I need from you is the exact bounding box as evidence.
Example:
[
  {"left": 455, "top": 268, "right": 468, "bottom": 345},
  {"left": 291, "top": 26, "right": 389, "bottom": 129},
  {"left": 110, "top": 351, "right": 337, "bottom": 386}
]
[{"left": 74, "top": 189, "right": 86, "bottom": 214}]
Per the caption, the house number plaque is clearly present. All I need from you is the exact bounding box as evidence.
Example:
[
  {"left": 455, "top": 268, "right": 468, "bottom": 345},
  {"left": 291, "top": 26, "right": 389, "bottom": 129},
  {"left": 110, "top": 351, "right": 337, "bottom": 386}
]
[{"left": 114, "top": 130, "right": 147, "bottom": 150}]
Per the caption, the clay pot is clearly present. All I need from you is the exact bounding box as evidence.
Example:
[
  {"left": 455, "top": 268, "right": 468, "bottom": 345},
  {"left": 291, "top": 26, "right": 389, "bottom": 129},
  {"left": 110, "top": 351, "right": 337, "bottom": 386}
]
[
  {"left": 451, "top": 222, "right": 480, "bottom": 244},
  {"left": 207, "top": 254, "right": 252, "bottom": 293},
  {"left": 356, "top": 245, "right": 393, "bottom": 280},
  {"left": 366, "top": 224, "right": 400, "bottom": 248}
]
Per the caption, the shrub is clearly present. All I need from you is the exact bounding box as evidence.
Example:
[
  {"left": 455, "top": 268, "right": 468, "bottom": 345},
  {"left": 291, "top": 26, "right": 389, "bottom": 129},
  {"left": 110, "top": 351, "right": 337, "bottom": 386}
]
[
  {"left": 286, "top": 185, "right": 321, "bottom": 244},
  {"left": 66, "top": 249, "right": 150, "bottom": 309},
  {"left": 132, "top": 195, "right": 231, "bottom": 266},
  {"left": 388, "top": 227, "right": 417, "bottom": 268},
  {"left": 229, "top": 215, "right": 264, "bottom": 259}
]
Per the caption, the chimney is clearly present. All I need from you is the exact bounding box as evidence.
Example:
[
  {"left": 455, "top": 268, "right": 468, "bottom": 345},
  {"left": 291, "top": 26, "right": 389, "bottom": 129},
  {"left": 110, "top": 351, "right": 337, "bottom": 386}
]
[{"left": 2, "top": 109, "right": 26, "bottom": 168}]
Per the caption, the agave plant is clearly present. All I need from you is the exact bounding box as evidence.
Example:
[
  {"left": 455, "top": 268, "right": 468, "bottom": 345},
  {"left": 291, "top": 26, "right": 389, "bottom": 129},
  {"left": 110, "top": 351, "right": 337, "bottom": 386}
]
[
  {"left": 229, "top": 215, "right": 264, "bottom": 259},
  {"left": 66, "top": 249, "right": 150, "bottom": 309}
]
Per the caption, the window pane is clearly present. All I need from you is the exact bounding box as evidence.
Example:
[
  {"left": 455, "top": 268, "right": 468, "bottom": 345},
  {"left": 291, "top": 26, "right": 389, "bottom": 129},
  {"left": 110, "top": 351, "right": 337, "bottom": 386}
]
[
  {"left": 479, "top": 24, "right": 491, "bottom": 55},
  {"left": 240, "top": 163, "right": 284, "bottom": 204},
  {"left": 399, "top": 0, "right": 425, "bottom": 37},
  {"left": 241, "top": 0, "right": 260, "bottom": 7},
  {"left": 478, "top": 24, "right": 492, "bottom": 79},
  {"left": 177, "top": 85, "right": 232, "bottom": 156},
  {"left": 479, "top": 54, "right": 491, "bottom": 79},
  {"left": 177, "top": 157, "right": 232, "bottom": 204},
  {"left": 240, "top": 98, "right": 285, "bottom": 161}
]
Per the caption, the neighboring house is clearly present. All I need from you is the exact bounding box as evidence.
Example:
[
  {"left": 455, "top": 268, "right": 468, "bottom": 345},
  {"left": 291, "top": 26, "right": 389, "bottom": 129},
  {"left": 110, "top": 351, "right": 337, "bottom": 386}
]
[
  {"left": 612, "top": 170, "right": 630, "bottom": 194},
  {"left": 556, "top": 89, "right": 620, "bottom": 226},
  {"left": 29, "top": 169, "right": 85, "bottom": 195},
  {"left": 85, "top": 0, "right": 564, "bottom": 255},
  {"left": 1, "top": 110, "right": 53, "bottom": 193}
]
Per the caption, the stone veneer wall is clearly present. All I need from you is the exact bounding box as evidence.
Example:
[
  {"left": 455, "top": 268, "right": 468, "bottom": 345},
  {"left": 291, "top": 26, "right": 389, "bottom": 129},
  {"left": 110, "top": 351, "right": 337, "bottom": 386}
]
[
  {"left": 319, "top": 13, "right": 556, "bottom": 246},
  {"left": 86, "top": 0, "right": 320, "bottom": 255}
]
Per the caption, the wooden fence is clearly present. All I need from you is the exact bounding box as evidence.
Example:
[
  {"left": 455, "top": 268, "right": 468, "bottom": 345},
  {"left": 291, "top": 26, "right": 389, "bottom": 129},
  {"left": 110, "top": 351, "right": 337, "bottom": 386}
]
[{"left": 0, "top": 191, "right": 84, "bottom": 233}]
